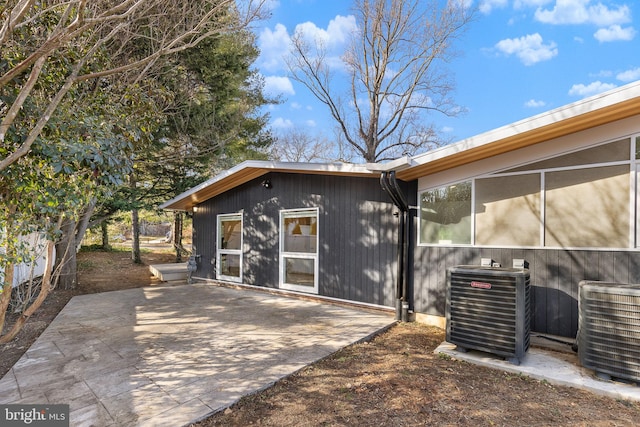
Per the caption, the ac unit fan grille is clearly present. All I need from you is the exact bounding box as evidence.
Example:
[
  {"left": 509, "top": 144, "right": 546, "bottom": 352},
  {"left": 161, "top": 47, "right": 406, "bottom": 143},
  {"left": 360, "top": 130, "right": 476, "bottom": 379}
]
[
  {"left": 446, "top": 267, "right": 530, "bottom": 364},
  {"left": 579, "top": 282, "right": 640, "bottom": 383}
]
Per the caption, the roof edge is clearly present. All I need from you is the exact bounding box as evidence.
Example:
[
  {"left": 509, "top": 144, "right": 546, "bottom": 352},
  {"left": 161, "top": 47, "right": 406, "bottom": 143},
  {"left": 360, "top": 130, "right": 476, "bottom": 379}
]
[{"left": 159, "top": 160, "right": 380, "bottom": 211}]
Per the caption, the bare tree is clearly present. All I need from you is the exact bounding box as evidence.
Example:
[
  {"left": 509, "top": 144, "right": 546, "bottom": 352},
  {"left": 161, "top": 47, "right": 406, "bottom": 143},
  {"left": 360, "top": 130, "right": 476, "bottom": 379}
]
[
  {"left": 287, "top": 0, "right": 474, "bottom": 162},
  {"left": 271, "top": 127, "right": 336, "bottom": 163},
  {"left": 0, "top": 0, "right": 268, "bottom": 172}
]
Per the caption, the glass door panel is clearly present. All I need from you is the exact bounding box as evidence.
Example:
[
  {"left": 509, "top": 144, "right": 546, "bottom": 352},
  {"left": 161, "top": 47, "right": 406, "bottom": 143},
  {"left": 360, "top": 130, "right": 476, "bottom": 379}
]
[
  {"left": 217, "top": 214, "right": 243, "bottom": 282},
  {"left": 280, "top": 209, "right": 318, "bottom": 293}
]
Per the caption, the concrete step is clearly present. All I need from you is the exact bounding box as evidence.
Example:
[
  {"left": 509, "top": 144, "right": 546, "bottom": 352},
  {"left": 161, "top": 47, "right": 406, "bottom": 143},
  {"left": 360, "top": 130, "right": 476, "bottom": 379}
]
[{"left": 149, "top": 263, "right": 188, "bottom": 281}]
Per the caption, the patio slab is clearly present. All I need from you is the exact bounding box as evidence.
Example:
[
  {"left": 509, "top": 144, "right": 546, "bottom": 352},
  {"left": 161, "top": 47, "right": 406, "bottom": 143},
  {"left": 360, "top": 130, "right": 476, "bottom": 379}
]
[{"left": 0, "top": 283, "right": 394, "bottom": 426}]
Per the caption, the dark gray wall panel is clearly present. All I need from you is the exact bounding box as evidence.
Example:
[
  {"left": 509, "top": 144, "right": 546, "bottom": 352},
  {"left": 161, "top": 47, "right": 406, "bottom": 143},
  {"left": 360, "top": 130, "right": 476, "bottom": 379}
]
[{"left": 192, "top": 172, "right": 402, "bottom": 307}]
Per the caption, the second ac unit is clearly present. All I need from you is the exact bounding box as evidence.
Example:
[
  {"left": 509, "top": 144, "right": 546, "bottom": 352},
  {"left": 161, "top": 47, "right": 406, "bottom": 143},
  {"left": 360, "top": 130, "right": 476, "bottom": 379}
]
[{"left": 578, "top": 280, "right": 640, "bottom": 383}]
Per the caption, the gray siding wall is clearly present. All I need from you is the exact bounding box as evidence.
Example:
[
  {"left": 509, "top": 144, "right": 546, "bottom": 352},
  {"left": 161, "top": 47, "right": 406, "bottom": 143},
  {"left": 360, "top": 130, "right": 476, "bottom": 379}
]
[
  {"left": 191, "top": 172, "right": 402, "bottom": 307},
  {"left": 412, "top": 245, "right": 640, "bottom": 338}
]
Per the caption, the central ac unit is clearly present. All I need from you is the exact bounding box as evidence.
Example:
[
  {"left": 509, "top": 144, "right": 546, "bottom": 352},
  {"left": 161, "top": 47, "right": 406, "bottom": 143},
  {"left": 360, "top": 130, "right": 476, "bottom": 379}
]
[
  {"left": 578, "top": 281, "right": 640, "bottom": 383},
  {"left": 446, "top": 266, "right": 531, "bottom": 365}
]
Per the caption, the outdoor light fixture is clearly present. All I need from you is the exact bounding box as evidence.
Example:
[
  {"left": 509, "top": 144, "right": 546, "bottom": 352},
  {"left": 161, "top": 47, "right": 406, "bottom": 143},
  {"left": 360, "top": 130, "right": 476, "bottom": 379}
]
[
  {"left": 192, "top": 206, "right": 199, "bottom": 213},
  {"left": 262, "top": 179, "right": 272, "bottom": 189}
]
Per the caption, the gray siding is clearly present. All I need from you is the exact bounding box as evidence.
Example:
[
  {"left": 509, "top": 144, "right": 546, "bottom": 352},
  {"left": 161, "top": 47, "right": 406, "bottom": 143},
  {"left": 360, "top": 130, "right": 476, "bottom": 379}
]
[
  {"left": 412, "top": 246, "right": 640, "bottom": 338},
  {"left": 192, "top": 172, "right": 402, "bottom": 307}
]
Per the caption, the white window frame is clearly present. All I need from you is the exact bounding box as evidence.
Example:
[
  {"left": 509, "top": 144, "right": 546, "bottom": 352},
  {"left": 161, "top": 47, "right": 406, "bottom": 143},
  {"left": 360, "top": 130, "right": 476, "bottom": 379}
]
[
  {"left": 216, "top": 213, "right": 243, "bottom": 283},
  {"left": 279, "top": 208, "right": 319, "bottom": 294},
  {"left": 418, "top": 136, "right": 638, "bottom": 250}
]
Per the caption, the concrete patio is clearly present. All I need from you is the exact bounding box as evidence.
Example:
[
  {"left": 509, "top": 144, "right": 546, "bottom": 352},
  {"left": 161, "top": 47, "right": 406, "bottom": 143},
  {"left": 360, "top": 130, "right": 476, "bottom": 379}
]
[{"left": 0, "top": 283, "right": 395, "bottom": 426}]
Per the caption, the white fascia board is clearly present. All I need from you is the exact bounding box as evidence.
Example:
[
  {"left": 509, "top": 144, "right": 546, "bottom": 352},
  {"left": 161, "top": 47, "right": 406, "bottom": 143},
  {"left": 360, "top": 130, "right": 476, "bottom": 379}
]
[
  {"left": 262, "top": 160, "right": 375, "bottom": 174},
  {"left": 411, "top": 80, "right": 640, "bottom": 166}
]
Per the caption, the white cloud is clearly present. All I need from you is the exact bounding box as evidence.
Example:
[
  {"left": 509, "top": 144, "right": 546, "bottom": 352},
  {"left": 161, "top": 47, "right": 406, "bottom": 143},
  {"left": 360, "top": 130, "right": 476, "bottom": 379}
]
[
  {"left": 294, "top": 15, "right": 357, "bottom": 49},
  {"left": 515, "top": 0, "right": 553, "bottom": 8},
  {"left": 479, "top": 0, "right": 508, "bottom": 14},
  {"left": 305, "top": 119, "right": 317, "bottom": 127},
  {"left": 258, "top": 23, "right": 292, "bottom": 72},
  {"left": 441, "top": 126, "right": 454, "bottom": 133},
  {"left": 535, "top": 0, "right": 632, "bottom": 27},
  {"left": 594, "top": 25, "right": 637, "bottom": 42},
  {"left": 495, "top": 33, "right": 558, "bottom": 66},
  {"left": 568, "top": 81, "right": 617, "bottom": 97},
  {"left": 525, "top": 99, "right": 546, "bottom": 107},
  {"left": 271, "top": 117, "right": 294, "bottom": 129},
  {"left": 287, "top": 15, "right": 357, "bottom": 74},
  {"left": 264, "top": 76, "right": 295, "bottom": 96},
  {"left": 589, "top": 69, "right": 613, "bottom": 78},
  {"left": 454, "top": 0, "right": 474, "bottom": 9},
  {"left": 290, "top": 102, "right": 302, "bottom": 110},
  {"left": 617, "top": 67, "right": 640, "bottom": 82}
]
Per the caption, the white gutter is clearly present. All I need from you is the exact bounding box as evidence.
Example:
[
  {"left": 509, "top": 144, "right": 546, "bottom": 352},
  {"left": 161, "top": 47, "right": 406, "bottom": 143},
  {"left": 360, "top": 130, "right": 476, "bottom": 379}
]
[{"left": 364, "top": 155, "right": 415, "bottom": 172}]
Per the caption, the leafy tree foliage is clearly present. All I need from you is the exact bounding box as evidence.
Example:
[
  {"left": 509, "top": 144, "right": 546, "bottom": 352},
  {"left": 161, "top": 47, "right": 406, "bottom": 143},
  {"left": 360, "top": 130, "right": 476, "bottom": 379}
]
[{"left": 0, "top": 0, "right": 268, "bottom": 342}]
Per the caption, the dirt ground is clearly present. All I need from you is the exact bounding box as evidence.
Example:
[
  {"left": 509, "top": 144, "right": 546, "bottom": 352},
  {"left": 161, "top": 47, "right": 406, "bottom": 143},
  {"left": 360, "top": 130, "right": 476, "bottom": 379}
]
[{"left": 2, "top": 249, "right": 640, "bottom": 426}]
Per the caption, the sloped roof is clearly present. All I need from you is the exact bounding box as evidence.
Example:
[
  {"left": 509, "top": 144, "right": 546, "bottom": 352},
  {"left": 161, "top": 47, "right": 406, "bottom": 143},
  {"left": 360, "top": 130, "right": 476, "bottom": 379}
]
[{"left": 160, "top": 161, "right": 380, "bottom": 211}]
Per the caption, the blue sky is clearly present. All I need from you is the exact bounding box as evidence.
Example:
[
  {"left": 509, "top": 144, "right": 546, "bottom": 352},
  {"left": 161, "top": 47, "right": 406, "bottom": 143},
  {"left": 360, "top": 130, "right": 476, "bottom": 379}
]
[{"left": 254, "top": 0, "right": 640, "bottom": 151}]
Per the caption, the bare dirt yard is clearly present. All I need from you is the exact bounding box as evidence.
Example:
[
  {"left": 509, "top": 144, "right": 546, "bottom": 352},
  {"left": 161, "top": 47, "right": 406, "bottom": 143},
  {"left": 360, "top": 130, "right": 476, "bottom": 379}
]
[{"left": 2, "top": 248, "right": 640, "bottom": 426}]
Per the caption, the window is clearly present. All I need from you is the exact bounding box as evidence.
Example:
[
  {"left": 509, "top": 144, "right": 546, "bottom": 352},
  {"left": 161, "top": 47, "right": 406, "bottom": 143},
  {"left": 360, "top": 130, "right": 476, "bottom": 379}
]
[
  {"left": 475, "top": 174, "right": 541, "bottom": 246},
  {"left": 280, "top": 208, "right": 319, "bottom": 293},
  {"left": 545, "top": 165, "right": 630, "bottom": 248},
  {"left": 420, "top": 182, "right": 472, "bottom": 244},
  {"left": 217, "top": 214, "right": 243, "bottom": 282},
  {"left": 419, "top": 137, "right": 636, "bottom": 249}
]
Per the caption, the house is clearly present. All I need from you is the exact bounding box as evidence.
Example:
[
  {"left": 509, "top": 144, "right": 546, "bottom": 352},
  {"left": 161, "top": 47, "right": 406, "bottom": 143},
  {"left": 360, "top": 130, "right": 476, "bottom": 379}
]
[
  {"left": 161, "top": 80, "right": 640, "bottom": 339},
  {"left": 160, "top": 162, "right": 412, "bottom": 309}
]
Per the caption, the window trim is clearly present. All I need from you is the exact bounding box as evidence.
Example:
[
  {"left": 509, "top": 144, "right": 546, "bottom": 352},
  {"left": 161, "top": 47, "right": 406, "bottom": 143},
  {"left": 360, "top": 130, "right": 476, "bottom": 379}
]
[
  {"left": 216, "top": 213, "right": 243, "bottom": 283},
  {"left": 279, "top": 207, "right": 319, "bottom": 294}
]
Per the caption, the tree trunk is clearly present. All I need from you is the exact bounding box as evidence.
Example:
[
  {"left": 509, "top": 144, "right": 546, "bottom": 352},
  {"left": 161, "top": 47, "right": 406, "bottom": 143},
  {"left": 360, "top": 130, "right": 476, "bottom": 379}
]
[
  {"left": 131, "top": 208, "right": 142, "bottom": 264},
  {"left": 174, "top": 212, "right": 183, "bottom": 262},
  {"left": 0, "top": 213, "right": 16, "bottom": 336},
  {"left": 75, "top": 198, "right": 97, "bottom": 247},
  {"left": 55, "top": 218, "right": 77, "bottom": 290},
  {"left": 130, "top": 173, "right": 142, "bottom": 264},
  {"left": 0, "top": 239, "right": 55, "bottom": 344},
  {"left": 0, "top": 262, "right": 15, "bottom": 337},
  {"left": 101, "top": 220, "right": 111, "bottom": 250}
]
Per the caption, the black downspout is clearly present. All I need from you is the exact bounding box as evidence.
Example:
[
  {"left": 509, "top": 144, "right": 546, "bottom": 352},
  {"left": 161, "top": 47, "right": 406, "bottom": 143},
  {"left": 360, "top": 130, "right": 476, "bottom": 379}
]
[{"left": 380, "top": 171, "right": 410, "bottom": 322}]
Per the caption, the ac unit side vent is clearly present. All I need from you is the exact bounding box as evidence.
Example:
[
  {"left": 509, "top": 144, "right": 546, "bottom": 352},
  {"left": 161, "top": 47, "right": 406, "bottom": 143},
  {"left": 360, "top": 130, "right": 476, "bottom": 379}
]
[
  {"left": 446, "top": 266, "right": 530, "bottom": 365},
  {"left": 578, "top": 281, "right": 640, "bottom": 383}
]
